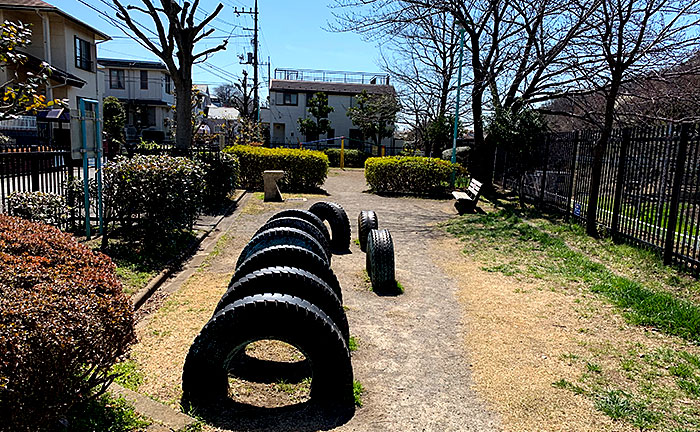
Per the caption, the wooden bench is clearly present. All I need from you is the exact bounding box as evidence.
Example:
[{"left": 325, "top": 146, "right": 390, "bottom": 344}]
[{"left": 452, "top": 178, "right": 483, "bottom": 214}]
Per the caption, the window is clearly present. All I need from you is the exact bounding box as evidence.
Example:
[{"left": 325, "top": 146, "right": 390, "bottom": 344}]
[
  {"left": 74, "top": 37, "right": 92, "bottom": 71},
  {"left": 276, "top": 91, "right": 298, "bottom": 106},
  {"left": 109, "top": 69, "right": 125, "bottom": 89},
  {"left": 164, "top": 75, "right": 171, "bottom": 94},
  {"left": 140, "top": 70, "right": 148, "bottom": 89}
]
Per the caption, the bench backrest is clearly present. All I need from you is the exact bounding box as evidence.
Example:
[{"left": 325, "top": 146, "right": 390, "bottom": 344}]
[{"left": 467, "top": 179, "right": 483, "bottom": 198}]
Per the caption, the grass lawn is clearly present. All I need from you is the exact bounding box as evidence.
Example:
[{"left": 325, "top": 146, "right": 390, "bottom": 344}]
[{"left": 444, "top": 195, "right": 700, "bottom": 431}]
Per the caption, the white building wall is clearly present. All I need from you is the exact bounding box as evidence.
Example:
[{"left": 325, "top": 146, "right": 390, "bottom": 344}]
[{"left": 269, "top": 90, "right": 393, "bottom": 147}]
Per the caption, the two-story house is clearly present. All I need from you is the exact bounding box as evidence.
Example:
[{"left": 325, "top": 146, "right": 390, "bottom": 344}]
[
  {"left": 265, "top": 68, "right": 397, "bottom": 151},
  {"left": 0, "top": 0, "right": 108, "bottom": 111},
  {"left": 98, "top": 58, "right": 174, "bottom": 142}
]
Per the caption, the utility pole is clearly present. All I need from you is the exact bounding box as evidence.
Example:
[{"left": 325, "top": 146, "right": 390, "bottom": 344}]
[
  {"left": 233, "top": 2, "right": 259, "bottom": 119},
  {"left": 253, "top": 0, "right": 259, "bottom": 121}
]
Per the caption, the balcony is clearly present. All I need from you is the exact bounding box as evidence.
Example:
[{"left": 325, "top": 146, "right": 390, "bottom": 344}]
[{"left": 274, "top": 68, "right": 389, "bottom": 85}]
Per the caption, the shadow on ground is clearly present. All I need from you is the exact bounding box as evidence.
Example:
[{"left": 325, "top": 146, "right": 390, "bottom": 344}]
[{"left": 187, "top": 399, "right": 355, "bottom": 432}]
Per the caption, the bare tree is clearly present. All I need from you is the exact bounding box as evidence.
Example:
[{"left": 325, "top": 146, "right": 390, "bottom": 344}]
[
  {"left": 112, "top": 0, "right": 228, "bottom": 150},
  {"left": 334, "top": 0, "right": 599, "bottom": 188},
  {"left": 213, "top": 70, "right": 256, "bottom": 119},
  {"left": 375, "top": 10, "right": 462, "bottom": 156},
  {"left": 557, "top": 0, "right": 700, "bottom": 236}
]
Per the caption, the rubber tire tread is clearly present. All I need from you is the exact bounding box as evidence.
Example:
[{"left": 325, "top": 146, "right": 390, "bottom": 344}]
[
  {"left": 255, "top": 217, "right": 332, "bottom": 259},
  {"left": 232, "top": 245, "right": 342, "bottom": 301},
  {"left": 357, "top": 210, "right": 378, "bottom": 252},
  {"left": 267, "top": 209, "right": 330, "bottom": 244},
  {"left": 216, "top": 266, "right": 349, "bottom": 342},
  {"left": 366, "top": 228, "right": 396, "bottom": 293},
  {"left": 182, "top": 293, "right": 353, "bottom": 406},
  {"left": 236, "top": 227, "right": 329, "bottom": 268},
  {"left": 309, "top": 201, "right": 351, "bottom": 252}
]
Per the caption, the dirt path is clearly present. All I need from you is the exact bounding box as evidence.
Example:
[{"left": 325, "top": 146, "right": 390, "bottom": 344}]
[{"left": 131, "top": 169, "right": 500, "bottom": 431}]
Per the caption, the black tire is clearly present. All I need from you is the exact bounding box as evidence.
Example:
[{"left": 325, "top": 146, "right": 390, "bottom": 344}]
[
  {"left": 236, "top": 227, "right": 330, "bottom": 269},
  {"left": 217, "top": 266, "right": 349, "bottom": 343},
  {"left": 357, "top": 210, "right": 378, "bottom": 252},
  {"left": 309, "top": 201, "right": 351, "bottom": 252},
  {"left": 182, "top": 293, "right": 353, "bottom": 406},
  {"left": 268, "top": 209, "right": 330, "bottom": 244},
  {"left": 366, "top": 228, "right": 396, "bottom": 293},
  {"left": 255, "top": 217, "right": 332, "bottom": 259},
  {"left": 232, "top": 245, "right": 342, "bottom": 301}
]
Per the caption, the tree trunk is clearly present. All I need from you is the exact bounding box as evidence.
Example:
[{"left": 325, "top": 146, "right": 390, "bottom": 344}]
[
  {"left": 586, "top": 78, "right": 621, "bottom": 237},
  {"left": 175, "top": 76, "right": 193, "bottom": 151},
  {"left": 469, "top": 86, "right": 494, "bottom": 189}
]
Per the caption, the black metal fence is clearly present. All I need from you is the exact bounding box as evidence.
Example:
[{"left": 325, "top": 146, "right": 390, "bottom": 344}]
[
  {"left": 494, "top": 123, "right": 700, "bottom": 275},
  {"left": 0, "top": 144, "right": 84, "bottom": 215}
]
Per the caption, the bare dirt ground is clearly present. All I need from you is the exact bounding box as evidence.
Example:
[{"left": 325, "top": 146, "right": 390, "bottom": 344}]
[{"left": 130, "top": 168, "right": 501, "bottom": 431}]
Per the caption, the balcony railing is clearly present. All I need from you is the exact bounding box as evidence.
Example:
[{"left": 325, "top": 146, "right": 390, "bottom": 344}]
[{"left": 274, "top": 68, "right": 390, "bottom": 85}]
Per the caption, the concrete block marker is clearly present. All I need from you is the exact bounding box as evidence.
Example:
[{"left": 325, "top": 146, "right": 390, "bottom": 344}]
[{"left": 263, "top": 170, "right": 284, "bottom": 202}]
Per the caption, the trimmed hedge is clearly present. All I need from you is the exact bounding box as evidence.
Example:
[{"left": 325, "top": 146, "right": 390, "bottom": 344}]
[
  {"left": 0, "top": 215, "right": 135, "bottom": 431},
  {"left": 7, "top": 191, "right": 67, "bottom": 227},
  {"left": 365, "top": 156, "right": 466, "bottom": 195},
  {"left": 323, "top": 149, "right": 368, "bottom": 168},
  {"left": 103, "top": 155, "right": 204, "bottom": 239},
  {"left": 224, "top": 145, "right": 328, "bottom": 191},
  {"left": 193, "top": 152, "right": 240, "bottom": 209}
]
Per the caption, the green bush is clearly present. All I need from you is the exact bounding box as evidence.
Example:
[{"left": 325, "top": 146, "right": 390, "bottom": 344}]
[
  {"left": 0, "top": 214, "right": 135, "bottom": 431},
  {"left": 364, "top": 156, "right": 466, "bottom": 195},
  {"left": 323, "top": 148, "right": 368, "bottom": 168},
  {"left": 6, "top": 191, "right": 67, "bottom": 227},
  {"left": 193, "top": 152, "right": 240, "bottom": 210},
  {"left": 103, "top": 155, "right": 204, "bottom": 239},
  {"left": 224, "top": 145, "right": 328, "bottom": 191}
]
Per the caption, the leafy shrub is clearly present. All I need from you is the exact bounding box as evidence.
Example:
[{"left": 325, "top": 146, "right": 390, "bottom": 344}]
[
  {"left": 323, "top": 148, "right": 368, "bottom": 168},
  {"left": 365, "top": 156, "right": 466, "bottom": 195},
  {"left": 441, "top": 146, "right": 471, "bottom": 168},
  {"left": 224, "top": 145, "right": 328, "bottom": 191},
  {"left": 7, "top": 191, "right": 68, "bottom": 227},
  {"left": 193, "top": 152, "right": 240, "bottom": 210},
  {"left": 0, "top": 214, "right": 135, "bottom": 431},
  {"left": 103, "top": 155, "right": 204, "bottom": 239}
]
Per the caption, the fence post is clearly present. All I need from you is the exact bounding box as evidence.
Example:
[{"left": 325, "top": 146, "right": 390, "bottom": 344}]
[
  {"left": 30, "top": 145, "right": 40, "bottom": 192},
  {"left": 611, "top": 128, "right": 631, "bottom": 238},
  {"left": 663, "top": 123, "right": 690, "bottom": 265},
  {"left": 539, "top": 134, "right": 550, "bottom": 205},
  {"left": 566, "top": 131, "right": 579, "bottom": 220}
]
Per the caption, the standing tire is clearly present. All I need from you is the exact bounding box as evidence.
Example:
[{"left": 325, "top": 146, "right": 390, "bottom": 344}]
[
  {"left": 255, "top": 217, "right": 332, "bottom": 259},
  {"left": 366, "top": 228, "right": 396, "bottom": 293},
  {"left": 309, "top": 201, "right": 351, "bottom": 252},
  {"left": 357, "top": 210, "right": 378, "bottom": 252},
  {"left": 232, "top": 245, "right": 342, "bottom": 301},
  {"left": 182, "top": 293, "right": 353, "bottom": 407},
  {"left": 268, "top": 209, "right": 330, "bottom": 244},
  {"left": 216, "top": 266, "right": 349, "bottom": 343},
  {"left": 236, "top": 227, "right": 329, "bottom": 269}
]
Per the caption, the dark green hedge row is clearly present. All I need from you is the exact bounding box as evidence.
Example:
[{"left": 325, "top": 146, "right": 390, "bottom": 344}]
[
  {"left": 323, "top": 149, "right": 368, "bottom": 168},
  {"left": 365, "top": 156, "right": 466, "bottom": 195},
  {"left": 0, "top": 214, "right": 135, "bottom": 430},
  {"left": 224, "top": 145, "right": 328, "bottom": 191}
]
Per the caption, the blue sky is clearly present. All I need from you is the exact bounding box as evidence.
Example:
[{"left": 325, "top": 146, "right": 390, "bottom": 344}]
[{"left": 59, "top": 0, "right": 383, "bottom": 100}]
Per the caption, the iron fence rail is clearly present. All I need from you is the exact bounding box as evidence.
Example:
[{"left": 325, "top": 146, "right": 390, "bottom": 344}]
[{"left": 494, "top": 124, "right": 700, "bottom": 275}]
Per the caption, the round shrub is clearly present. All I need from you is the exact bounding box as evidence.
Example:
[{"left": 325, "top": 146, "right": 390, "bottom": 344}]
[
  {"left": 364, "top": 156, "right": 466, "bottom": 195},
  {"left": 193, "top": 152, "right": 240, "bottom": 209},
  {"left": 7, "top": 191, "right": 68, "bottom": 227},
  {"left": 0, "top": 215, "right": 135, "bottom": 431},
  {"left": 224, "top": 145, "right": 328, "bottom": 191},
  {"left": 103, "top": 155, "right": 205, "bottom": 238},
  {"left": 323, "top": 149, "right": 368, "bottom": 168}
]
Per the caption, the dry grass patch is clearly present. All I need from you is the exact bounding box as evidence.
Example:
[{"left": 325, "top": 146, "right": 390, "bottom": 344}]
[{"left": 439, "top": 202, "right": 700, "bottom": 432}]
